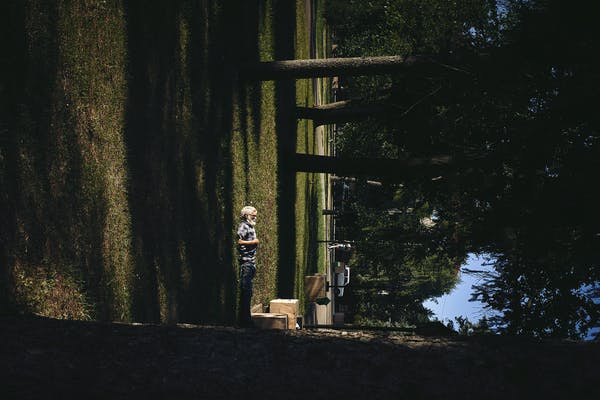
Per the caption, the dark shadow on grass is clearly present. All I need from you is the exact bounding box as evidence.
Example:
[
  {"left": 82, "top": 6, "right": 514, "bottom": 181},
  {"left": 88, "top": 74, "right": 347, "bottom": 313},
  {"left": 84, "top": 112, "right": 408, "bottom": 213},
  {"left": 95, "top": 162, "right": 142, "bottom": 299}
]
[
  {"left": 236, "top": 0, "right": 264, "bottom": 200},
  {"left": 123, "top": 1, "right": 239, "bottom": 324},
  {"left": 0, "top": 1, "right": 114, "bottom": 319},
  {"left": 0, "top": 0, "right": 30, "bottom": 313},
  {"left": 189, "top": 0, "right": 241, "bottom": 324},
  {"left": 305, "top": 174, "right": 321, "bottom": 275},
  {"left": 1, "top": 0, "right": 254, "bottom": 325},
  {"left": 298, "top": 118, "right": 320, "bottom": 276},
  {"left": 273, "top": 0, "right": 297, "bottom": 298},
  {"left": 123, "top": 2, "right": 175, "bottom": 322}
]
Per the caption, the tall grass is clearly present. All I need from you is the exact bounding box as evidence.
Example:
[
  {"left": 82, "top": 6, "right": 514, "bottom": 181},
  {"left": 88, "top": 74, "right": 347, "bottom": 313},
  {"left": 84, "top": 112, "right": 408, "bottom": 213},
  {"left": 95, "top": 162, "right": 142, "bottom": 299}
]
[
  {"left": 0, "top": 0, "right": 328, "bottom": 324},
  {"left": 231, "top": 2, "right": 279, "bottom": 309},
  {"left": 294, "top": 0, "right": 328, "bottom": 312},
  {"left": 1, "top": 0, "right": 132, "bottom": 320}
]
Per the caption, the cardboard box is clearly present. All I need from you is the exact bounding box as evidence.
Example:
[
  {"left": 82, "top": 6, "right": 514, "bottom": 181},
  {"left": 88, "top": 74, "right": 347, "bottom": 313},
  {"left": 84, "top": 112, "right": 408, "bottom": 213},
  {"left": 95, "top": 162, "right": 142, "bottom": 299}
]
[
  {"left": 304, "top": 275, "right": 326, "bottom": 301},
  {"left": 269, "top": 299, "right": 299, "bottom": 330},
  {"left": 251, "top": 313, "right": 288, "bottom": 330},
  {"left": 251, "top": 303, "right": 265, "bottom": 313}
]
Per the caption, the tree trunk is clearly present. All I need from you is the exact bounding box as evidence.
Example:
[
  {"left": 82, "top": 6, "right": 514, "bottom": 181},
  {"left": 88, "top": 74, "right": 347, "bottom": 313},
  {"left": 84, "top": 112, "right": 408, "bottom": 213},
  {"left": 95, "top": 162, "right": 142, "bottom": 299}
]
[
  {"left": 291, "top": 154, "right": 453, "bottom": 181},
  {"left": 242, "top": 55, "right": 456, "bottom": 80},
  {"left": 296, "top": 100, "right": 391, "bottom": 125},
  {"left": 330, "top": 175, "right": 382, "bottom": 186}
]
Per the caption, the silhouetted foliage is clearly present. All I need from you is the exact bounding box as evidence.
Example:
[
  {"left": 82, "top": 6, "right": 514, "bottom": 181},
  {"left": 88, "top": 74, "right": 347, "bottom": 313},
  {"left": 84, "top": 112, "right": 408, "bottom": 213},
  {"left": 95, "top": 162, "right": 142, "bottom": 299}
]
[{"left": 328, "top": 0, "right": 600, "bottom": 338}]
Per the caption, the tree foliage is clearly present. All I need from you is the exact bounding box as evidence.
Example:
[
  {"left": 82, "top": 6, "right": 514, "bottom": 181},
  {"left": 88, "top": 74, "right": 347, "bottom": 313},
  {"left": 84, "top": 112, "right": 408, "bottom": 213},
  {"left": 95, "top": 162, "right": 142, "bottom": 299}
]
[
  {"left": 327, "top": 0, "right": 600, "bottom": 338},
  {"left": 336, "top": 180, "right": 463, "bottom": 325}
]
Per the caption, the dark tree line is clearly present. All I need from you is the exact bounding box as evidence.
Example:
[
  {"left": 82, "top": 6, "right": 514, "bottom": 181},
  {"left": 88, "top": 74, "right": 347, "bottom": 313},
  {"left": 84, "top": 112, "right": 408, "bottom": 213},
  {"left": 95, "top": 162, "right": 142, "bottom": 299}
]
[{"left": 325, "top": 0, "right": 600, "bottom": 338}]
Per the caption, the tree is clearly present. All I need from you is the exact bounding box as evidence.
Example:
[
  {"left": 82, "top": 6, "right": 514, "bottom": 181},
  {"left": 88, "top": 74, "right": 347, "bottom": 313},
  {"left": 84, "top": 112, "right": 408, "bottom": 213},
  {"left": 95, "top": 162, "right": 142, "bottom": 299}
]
[
  {"left": 328, "top": 0, "right": 600, "bottom": 338},
  {"left": 336, "top": 179, "right": 464, "bottom": 325},
  {"left": 323, "top": 0, "right": 496, "bottom": 326},
  {"left": 296, "top": 100, "right": 390, "bottom": 125},
  {"left": 242, "top": 54, "right": 466, "bottom": 80},
  {"left": 290, "top": 153, "right": 453, "bottom": 180}
]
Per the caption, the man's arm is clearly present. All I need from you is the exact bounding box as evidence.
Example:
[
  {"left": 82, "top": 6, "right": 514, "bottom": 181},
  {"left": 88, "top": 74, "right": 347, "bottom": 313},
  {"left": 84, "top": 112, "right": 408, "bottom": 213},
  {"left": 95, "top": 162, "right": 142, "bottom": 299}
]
[{"left": 238, "top": 238, "right": 259, "bottom": 245}]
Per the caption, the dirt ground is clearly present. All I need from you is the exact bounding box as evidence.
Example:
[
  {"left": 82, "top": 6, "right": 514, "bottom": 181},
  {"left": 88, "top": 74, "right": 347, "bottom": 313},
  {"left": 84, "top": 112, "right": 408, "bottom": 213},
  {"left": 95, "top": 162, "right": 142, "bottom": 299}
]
[{"left": 1, "top": 315, "right": 598, "bottom": 399}]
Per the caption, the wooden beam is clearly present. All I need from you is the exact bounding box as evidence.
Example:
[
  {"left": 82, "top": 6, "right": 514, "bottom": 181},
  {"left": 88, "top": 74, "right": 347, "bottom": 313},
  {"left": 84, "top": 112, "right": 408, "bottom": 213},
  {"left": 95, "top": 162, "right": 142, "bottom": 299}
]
[
  {"left": 242, "top": 55, "right": 471, "bottom": 81},
  {"left": 330, "top": 176, "right": 383, "bottom": 186},
  {"left": 291, "top": 154, "right": 453, "bottom": 181},
  {"left": 295, "top": 101, "right": 390, "bottom": 125}
]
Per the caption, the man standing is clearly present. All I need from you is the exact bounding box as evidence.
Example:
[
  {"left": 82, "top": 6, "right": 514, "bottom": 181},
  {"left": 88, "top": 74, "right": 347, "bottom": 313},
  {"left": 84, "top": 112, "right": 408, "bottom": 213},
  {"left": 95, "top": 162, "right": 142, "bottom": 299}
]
[{"left": 237, "top": 206, "right": 259, "bottom": 327}]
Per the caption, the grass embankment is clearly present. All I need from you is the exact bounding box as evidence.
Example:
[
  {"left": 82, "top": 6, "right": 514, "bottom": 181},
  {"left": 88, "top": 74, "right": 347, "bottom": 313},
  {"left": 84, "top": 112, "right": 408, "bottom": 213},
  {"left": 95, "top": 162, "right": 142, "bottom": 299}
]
[
  {"left": 233, "top": 0, "right": 329, "bottom": 313},
  {"left": 231, "top": 3, "right": 279, "bottom": 309},
  {"left": 2, "top": 1, "right": 132, "bottom": 321},
  {"left": 294, "top": 0, "right": 329, "bottom": 312},
  {"left": 2, "top": 0, "right": 243, "bottom": 323},
  {"left": 295, "top": 0, "right": 319, "bottom": 311},
  {"left": 1, "top": 0, "right": 328, "bottom": 324}
]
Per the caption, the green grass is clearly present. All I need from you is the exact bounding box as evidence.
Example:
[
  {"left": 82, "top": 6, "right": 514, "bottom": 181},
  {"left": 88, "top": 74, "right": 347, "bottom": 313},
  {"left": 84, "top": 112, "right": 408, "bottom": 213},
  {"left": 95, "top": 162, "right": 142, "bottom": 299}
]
[
  {"left": 232, "top": 0, "right": 328, "bottom": 314},
  {"left": 231, "top": 2, "right": 278, "bottom": 309},
  {"left": 295, "top": 0, "right": 314, "bottom": 312},
  {"left": 1, "top": 0, "right": 330, "bottom": 324},
  {"left": 230, "top": 0, "right": 331, "bottom": 316},
  {"left": 293, "top": 0, "right": 329, "bottom": 313},
  {"left": 2, "top": 0, "right": 133, "bottom": 321}
]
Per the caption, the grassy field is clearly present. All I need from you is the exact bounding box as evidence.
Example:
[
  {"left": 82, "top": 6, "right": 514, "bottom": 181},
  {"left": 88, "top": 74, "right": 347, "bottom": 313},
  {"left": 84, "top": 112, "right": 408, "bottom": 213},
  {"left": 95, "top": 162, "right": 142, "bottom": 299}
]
[
  {"left": 231, "top": 2, "right": 280, "bottom": 311},
  {"left": 295, "top": 0, "right": 320, "bottom": 312},
  {"left": 0, "top": 0, "right": 328, "bottom": 324},
  {"left": 233, "top": 0, "right": 329, "bottom": 313}
]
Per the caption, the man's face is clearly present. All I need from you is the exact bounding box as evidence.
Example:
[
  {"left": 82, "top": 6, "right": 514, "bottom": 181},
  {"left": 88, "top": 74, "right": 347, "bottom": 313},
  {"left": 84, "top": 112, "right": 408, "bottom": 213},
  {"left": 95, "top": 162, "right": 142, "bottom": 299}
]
[{"left": 247, "top": 211, "right": 257, "bottom": 225}]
